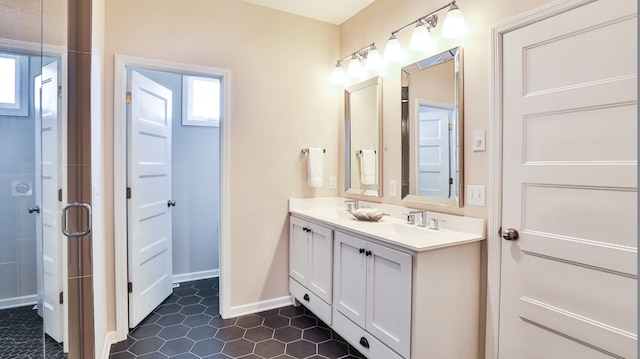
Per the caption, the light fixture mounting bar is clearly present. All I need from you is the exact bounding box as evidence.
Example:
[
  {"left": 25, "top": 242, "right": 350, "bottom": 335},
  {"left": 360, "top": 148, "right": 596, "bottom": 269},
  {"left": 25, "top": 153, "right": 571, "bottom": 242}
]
[
  {"left": 337, "top": 42, "right": 376, "bottom": 64},
  {"left": 390, "top": 1, "right": 455, "bottom": 35}
]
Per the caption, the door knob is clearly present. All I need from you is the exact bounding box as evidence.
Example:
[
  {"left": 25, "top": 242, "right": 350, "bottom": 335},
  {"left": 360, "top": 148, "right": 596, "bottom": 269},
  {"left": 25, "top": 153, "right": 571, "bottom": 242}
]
[
  {"left": 502, "top": 228, "right": 519, "bottom": 241},
  {"left": 28, "top": 206, "right": 40, "bottom": 214},
  {"left": 167, "top": 200, "right": 176, "bottom": 207}
]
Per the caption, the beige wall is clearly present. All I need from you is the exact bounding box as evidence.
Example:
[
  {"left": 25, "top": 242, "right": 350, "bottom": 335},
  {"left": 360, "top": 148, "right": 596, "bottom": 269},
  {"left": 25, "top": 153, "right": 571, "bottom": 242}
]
[
  {"left": 103, "top": 0, "right": 340, "bottom": 330},
  {"left": 339, "top": 0, "right": 551, "bottom": 218}
]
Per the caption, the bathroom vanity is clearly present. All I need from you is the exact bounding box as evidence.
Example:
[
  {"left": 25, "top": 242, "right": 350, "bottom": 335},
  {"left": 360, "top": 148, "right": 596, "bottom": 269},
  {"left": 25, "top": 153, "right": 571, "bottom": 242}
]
[{"left": 289, "top": 197, "right": 485, "bottom": 359}]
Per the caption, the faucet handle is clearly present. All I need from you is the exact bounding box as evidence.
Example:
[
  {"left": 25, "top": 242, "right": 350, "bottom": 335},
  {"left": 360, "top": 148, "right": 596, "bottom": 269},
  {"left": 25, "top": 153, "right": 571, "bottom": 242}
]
[
  {"left": 429, "top": 218, "right": 446, "bottom": 230},
  {"left": 404, "top": 212, "right": 417, "bottom": 225},
  {"left": 409, "top": 210, "right": 428, "bottom": 227},
  {"left": 345, "top": 200, "right": 358, "bottom": 211}
]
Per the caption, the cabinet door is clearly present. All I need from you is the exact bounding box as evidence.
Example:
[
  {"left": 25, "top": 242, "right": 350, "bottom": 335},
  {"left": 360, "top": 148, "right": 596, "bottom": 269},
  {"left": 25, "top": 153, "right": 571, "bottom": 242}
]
[
  {"left": 308, "top": 222, "right": 333, "bottom": 303},
  {"left": 289, "top": 216, "right": 308, "bottom": 285},
  {"left": 334, "top": 232, "right": 367, "bottom": 328},
  {"left": 366, "top": 242, "right": 412, "bottom": 358}
]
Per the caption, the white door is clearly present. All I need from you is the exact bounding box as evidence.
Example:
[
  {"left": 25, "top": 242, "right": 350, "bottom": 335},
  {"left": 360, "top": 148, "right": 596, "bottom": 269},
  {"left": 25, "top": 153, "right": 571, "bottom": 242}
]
[
  {"left": 334, "top": 232, "right": 367, "bottom": 328},
  {"left": 39, "top": 60, "right": 65, "bottom": 343},
  {"left": 289, "top": 216, "right": 309, "bottom": 286},
  {"left": 307, "top": 222, "right": 332, "bottom": 304},
  {"left": 128, "top": 70, "right": 174, "bottom": 328},
  {"left": 417, "top": 103, "right": 451, "bottom": 198},
  {"left": 365, "top": 242, "right": 411, "bottom": 358},
  {"left": 499, "top": 1, "right": 637, "bottom": 358}
]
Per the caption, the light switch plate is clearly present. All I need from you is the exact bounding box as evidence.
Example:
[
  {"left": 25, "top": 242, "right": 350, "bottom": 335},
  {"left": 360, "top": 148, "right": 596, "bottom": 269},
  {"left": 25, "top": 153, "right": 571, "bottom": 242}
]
[
  {"left": 389, "top": 180, "right": 397, "bottom": 196},
  {"left": 466, "top": 185, "right": 485, "bottom": 206},
  {"left": 329, "top": 176, "right": 337, "bottom": 189},
  {"left": 472, "top": 129, "right": 486, "bottom": 152}
]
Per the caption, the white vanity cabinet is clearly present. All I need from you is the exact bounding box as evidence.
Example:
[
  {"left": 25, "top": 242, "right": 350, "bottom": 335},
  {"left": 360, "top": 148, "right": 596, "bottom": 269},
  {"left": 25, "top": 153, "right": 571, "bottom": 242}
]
[
  {"left": 289, "top": 216, "right": 333, "bottom": 324},
  {"left": 333, "top": 231, "right": 412, "bottom": 359}
]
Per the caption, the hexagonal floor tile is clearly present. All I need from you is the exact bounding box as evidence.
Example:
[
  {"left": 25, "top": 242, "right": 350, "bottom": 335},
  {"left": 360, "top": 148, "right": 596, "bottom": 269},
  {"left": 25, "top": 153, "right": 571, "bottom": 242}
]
[
  {"left": 157, "top": 313, "right": 187, "bottom": 326},
  {"left": 159, "top": 337, "right": 195, "bottom": 356},
  {"left": 221, "top": 338, "right": 255, "bottom": 357},
  {"left": 158, "top": 324, "right": 190, "bottom": 340},
  {"left": 285, "top": 339, "right": 316, "bottom": 358},
  {"left": 129, "top": 337, "right": 165, "bottom": 355},
  {"left": 290, "top": 315, "right": 317, "bottom": 329},
  {"left": 187, "top": 325, "right": 217, "bottom": 341},
  {"left": 303, "top": 326, "right": 332, "bottom": 343},
  {"left": 130, "top": 324, "right": 162, "bottom": 340},
  {"left": 318, "top": 340, "right": 350, "bottom": 359},
  {"left": 236, "top": 314, "right": 263, "bottom": 329},
  {"left": 210, "top": 317, "right": 237, "bottom": 328},
  {"left": 215, "top": 326, "right": 245, "bottom": 341},
  {"left": 254, "top": 339, "right": 286, "bottom": 358},
  {"left": 191, "top": 337, "right": 225, "bottom": 356},
  {"left": 274, "top": 326, "right": 302, "bottom": 343},
  {"left": 244, "top": 326, "right": 274, "bottom": 342},
  {"left": 263, "top": 315, "right": 289, "bottom": 329},
  {"left": 279, "top": 306, "right": 305, "bottom": 318}
]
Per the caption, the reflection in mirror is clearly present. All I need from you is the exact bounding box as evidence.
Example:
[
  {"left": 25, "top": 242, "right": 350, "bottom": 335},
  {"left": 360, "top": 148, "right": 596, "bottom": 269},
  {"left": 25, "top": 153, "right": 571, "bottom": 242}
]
[
  {"left": 401, "top": 47, "right": 463, "bottom": 207},
  {"left": 345, "top": 76, "right": 382, "bottom": 197}
]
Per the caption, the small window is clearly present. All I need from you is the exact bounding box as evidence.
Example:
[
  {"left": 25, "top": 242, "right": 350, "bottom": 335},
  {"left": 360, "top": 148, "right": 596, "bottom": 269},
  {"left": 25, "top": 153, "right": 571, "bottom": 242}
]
[
  {"left": 0, "top": 54, "right": 28, "bottom": 117},
  {"left": 182, "top": 75, "right": 220, "bottom": 127}
]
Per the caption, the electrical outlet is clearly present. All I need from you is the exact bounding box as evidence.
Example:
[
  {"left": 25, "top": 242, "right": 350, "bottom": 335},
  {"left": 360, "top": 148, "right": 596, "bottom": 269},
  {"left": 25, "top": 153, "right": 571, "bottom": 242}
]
[
  {"left": 389, "top": 180, "right": 397, "bottom": 196},
  {"left": 466, "top": 185, "right": 485, "bottom": 206},
  {"left": 329, "top": 176, "right": 337, "bottom": 189}
]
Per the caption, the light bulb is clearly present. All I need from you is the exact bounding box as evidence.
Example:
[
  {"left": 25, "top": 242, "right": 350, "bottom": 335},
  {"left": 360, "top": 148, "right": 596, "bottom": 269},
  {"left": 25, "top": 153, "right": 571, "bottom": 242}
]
[
  {"left": 346, "top": 56, "right": 363, "bottom": 78},
  {"left": 383, "top": 35, "right": 403, "bottom": 63},
  {"left": 442, "top": 3, "right": 466, "bottom": 38},
  {"left": 409, "top": 23, "right": 433, "bottom": 52},
  {"left": 331, "top": 63, "right": 346, "bottom": 84},
  {"left": 365, "top": 48, "right": 384, "bottom": 71}
]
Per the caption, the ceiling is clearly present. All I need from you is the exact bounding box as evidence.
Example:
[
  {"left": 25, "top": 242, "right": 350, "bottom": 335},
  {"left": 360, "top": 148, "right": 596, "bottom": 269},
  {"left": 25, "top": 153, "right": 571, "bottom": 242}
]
[{"left": 238, "top": 0, "right": 375, "bottom": 24}]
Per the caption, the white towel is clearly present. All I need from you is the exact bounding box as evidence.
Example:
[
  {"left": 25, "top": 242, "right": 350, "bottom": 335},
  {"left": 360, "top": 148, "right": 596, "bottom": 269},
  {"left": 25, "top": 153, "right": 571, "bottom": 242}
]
[
  {"left": 306, "top": 148, "right": 324, "bottom": 188},
  {"left": 360, "top": 150, "right": 376, "bottom": 185}
]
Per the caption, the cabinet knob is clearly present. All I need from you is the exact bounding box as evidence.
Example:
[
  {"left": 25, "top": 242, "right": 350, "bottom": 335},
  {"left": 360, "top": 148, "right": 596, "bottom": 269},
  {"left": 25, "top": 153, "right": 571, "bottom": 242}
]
[
  {"left": 365, "top": 250, "right": 372, "bottom": 256},
  {"left": 303, "top": 293, "right": 310, "bottom": 302},
  {"left": 359, "top": 248, "right": 365, "bottom": 254},
  {"left": 359, "top": 337, "right": 370, "bottom": 348}
]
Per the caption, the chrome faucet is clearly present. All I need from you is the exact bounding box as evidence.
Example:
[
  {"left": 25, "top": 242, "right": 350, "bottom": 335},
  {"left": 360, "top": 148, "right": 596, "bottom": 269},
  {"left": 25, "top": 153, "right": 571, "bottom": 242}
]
[
  {"left": 410, "top": 210, "right": 428, "bottom": 227},
  {"left": 429, "top": 218, "right": 446, "bottom": 230},
  {"left": 345, "top": 199, "right": 359, "bottom": 212}
]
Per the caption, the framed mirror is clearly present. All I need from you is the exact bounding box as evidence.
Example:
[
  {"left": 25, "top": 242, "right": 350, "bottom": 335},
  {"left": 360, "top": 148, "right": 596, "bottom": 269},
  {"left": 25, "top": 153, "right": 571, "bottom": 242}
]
[
  {"left": 345, "top": 76, "right": 382, "bottom": 197},
  {"left": 401, "top": 47, "right": 463, "bottom": 207}
]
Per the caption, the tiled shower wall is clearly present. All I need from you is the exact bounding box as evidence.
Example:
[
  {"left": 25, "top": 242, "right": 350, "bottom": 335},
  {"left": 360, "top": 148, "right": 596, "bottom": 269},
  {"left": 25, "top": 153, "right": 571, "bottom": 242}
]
[{"left": 67, "top": 0, "right": 95, "bottom": 357}]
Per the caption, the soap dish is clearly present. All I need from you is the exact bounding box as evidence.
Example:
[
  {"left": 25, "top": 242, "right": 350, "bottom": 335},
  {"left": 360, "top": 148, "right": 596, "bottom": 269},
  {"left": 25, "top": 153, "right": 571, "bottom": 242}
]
[{"left": 350, "top": 208, "right": 384, "bottom": 222}]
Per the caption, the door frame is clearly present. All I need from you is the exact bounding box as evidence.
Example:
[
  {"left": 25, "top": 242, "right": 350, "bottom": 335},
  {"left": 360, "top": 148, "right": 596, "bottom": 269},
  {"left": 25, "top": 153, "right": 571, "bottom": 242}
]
[
  {"left": 113, "top": 54, "right": 231, "bottom": 340},
  {"left": 487, "top": 1, "right": 596, "bottom": 358}
]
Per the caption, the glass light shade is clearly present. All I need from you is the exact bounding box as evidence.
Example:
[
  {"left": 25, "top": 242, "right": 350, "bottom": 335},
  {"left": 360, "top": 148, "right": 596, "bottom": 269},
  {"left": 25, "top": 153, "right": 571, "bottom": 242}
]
[
  {"left": 365, "top": 48, "right": 384, "bottom": 71},
  {"left": 409, "top": 24, "right": 433, "bottom": 52},
  {"left": 442, "top": 6, "right": 466, "bottom": 38},
  {"left": 383, "top": 36, "right": 403, "bottom": 62},
  {"left": 347, "top": 57, "right": 363, "bottom": 78},
  {"left": 331, "top": 64, "right": 346, "bottom": 84}
]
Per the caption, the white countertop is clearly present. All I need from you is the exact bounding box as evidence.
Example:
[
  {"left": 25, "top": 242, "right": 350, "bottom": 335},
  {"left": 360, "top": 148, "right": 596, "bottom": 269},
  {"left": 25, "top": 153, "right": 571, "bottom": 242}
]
[{"left": 289, "top": 197, "right": 485, "bottom": 252}]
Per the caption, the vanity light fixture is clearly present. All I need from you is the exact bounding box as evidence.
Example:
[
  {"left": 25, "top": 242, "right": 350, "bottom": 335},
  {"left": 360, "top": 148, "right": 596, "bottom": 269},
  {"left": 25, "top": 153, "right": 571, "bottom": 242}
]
[
  {"left": 409, "top": 17, "right": 436, "bottom": 52},
  {"left": 331, "top": 43, "right": 381, "bottom": 84},
  {"left": 384, "top": 1, "right": 466, "bottom": 57}
]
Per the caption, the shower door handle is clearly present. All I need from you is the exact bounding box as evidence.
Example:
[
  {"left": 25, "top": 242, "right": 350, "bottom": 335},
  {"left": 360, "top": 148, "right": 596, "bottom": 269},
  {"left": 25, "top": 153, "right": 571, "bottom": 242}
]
[
  {"left": 62, "top": 202, "right": 92, "bottom": 237},
  {"left": 28, "top": 206, "right": 40, "bottom": 214}
]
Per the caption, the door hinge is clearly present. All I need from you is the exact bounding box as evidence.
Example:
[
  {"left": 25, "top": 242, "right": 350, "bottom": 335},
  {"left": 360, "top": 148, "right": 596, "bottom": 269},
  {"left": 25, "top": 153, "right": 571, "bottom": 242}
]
[
  {"left": 449, "top": 178, "right": 453, "bottom": 185},
  {"left": 59, "top": 291, "right": 63, "bottom": 304},
  {"left": 58, "top": 189, "right": 62, "bottom": 202},
  {"left": 58, "top": 85, "right": 62, "bottom": 99},
  {"left": 128, "top": 282, "right": 133, "bottom": 294},
  {"left": 126, "top": 92, "right": 132, "bottom": 104},
  {"left": 448, "top": 123, "right": 453, "bottom": 131},
  {"left": 126, "top": 187, "right": 131, "bottom": 199}
]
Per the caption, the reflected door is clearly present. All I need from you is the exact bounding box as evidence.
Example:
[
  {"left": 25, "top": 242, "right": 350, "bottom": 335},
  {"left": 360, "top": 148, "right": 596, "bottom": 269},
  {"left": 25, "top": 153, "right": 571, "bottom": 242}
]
[
  {"left": 39, "top": 59, "right": 65, "bottom": 343},
  {"left": 417, "top": 104, "right": 451, "bottom": 198}
]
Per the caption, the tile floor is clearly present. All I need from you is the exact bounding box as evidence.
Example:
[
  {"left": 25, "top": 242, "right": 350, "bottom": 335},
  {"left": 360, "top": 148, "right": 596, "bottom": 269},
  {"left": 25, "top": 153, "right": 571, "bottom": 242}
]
[
  {"left": 0, "top": 305, "right": 66, "bottom": 358},
  {"left": 109, "top": 278, "right": 366, "bottom": 359}
]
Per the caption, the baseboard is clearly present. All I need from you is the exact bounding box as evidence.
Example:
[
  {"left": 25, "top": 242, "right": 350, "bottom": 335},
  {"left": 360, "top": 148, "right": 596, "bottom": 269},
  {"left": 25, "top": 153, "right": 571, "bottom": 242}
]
[
  {"left": 100, "top": 331, "right": 117, "bottom": 359},
  {"left": 227, "top": 295, "right": 294, "bottom": 318},
  {"left": 0, "top": 294, "right": 38, "bottom": 310},
  {"left": 172, "top": 269, "right": 219, "bottom": 284}
]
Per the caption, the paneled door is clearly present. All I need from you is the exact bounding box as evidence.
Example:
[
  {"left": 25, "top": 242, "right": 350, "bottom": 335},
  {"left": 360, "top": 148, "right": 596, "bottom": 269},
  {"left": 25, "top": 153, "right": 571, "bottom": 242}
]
[
  {"left": 499, "top": 1, "right": 637, "bottom": 358},
  {"left": 416, "top": 102, "right": 451, "bottom": 198},
  {"left": 127, "top": 70, "right": 174, "bottom": 328},
  {"left": 39, "top": 60, "right": 65, "bottom": 343}
]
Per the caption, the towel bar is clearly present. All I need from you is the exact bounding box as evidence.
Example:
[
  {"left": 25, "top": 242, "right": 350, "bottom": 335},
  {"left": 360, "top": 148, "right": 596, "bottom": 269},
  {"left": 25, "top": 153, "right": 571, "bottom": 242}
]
[
  {"left": 356, "top": 150, "right": 377, "bottom": 155},
  {"left": 301, "top": 148, "right": 326, "bottom": 154}
]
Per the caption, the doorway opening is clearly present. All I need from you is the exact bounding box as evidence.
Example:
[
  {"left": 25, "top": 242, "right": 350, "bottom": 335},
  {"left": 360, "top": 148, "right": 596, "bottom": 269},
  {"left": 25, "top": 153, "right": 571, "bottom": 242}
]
[{"left": 113, "top": 55, "right": 231, "bottom": 340}]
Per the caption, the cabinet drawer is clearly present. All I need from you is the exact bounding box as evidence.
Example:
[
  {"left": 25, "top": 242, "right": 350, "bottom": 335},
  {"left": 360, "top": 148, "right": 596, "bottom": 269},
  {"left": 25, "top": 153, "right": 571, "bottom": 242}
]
[
  {"left": 290, "top": 277, "right": 332, "bottom": 325},
  {"left": 332, "top": 309, "right": 404, "bottom": 359}
]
